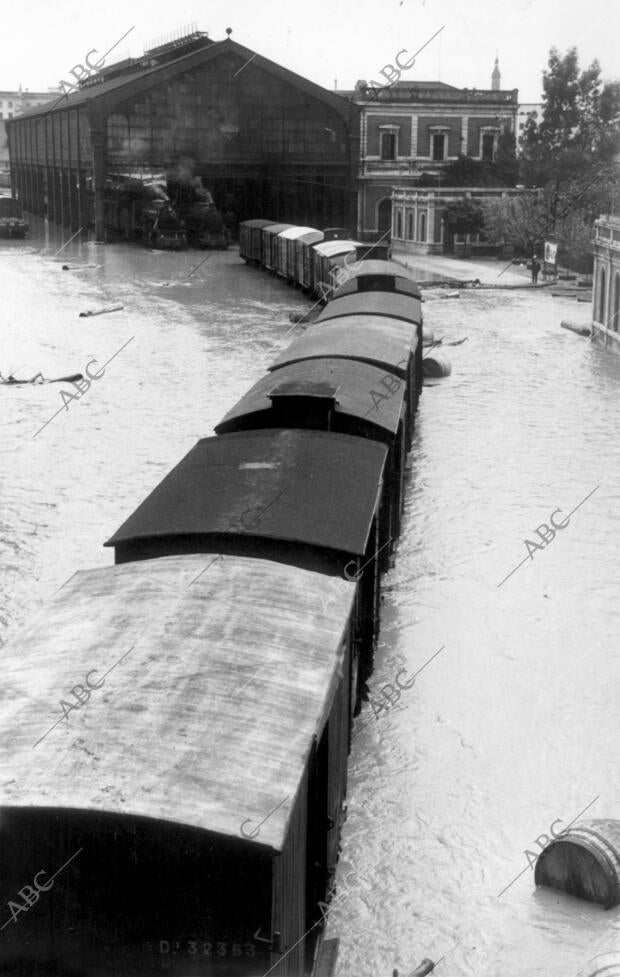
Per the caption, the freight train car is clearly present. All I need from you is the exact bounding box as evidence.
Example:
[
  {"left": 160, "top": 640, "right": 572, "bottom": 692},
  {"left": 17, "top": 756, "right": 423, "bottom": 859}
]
[
  {"left": 269, "top": 316, "right": 419, "bottom": 450},
  {"left": 0, "top": 554, "right": 357, "bottom": 977},
  {"left": 215, "top": 359, "right": 408, "bottom": 550},
  {"left": 104, "top": 429, "right": 389, "bottom": 698},
  {"left": 262, "top": 223, "right": 295, "bottom": 272},
  {"left": 311, "top": 240, "right": 361, "bottom": 300},
  {"left": 316, "top": 293, "right": 424, "bottom": 406},
  {"left": 276, "top": 227, "right": 320, "bottom": 282},
  {"left": 331, "top": 259, "right": 421, "bottom": 299},
  {"left": 295, "top": 230, "right": 324, "bottom": 290},
  {"left": 239, "top": 219, "right": 277, "bottom": 265}
]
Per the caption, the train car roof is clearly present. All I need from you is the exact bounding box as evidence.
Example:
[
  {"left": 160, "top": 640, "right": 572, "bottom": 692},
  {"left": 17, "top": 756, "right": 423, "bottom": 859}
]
[
  {"left": 334, "top": 277, "right": 421, "bottom": 300},
  {"left": 215, "top": 357, "right": 407, "bottom": 436},
  {"left": 318, "top": 292, "right": 423, "bottom": 326},
  {"left": 278, "top": 226, "right": 319, "bottom": 240},
  {"left": 0, "top": 554, "right": 356, "bottom": 852},
  {"left": 262, "top": 223, "right": 295, "bottom": 235},
  {"left": 240, "top": 219, "right": 277, "bottom": 228},
  {"left": 269, "top": 316, "right": 417, "bottom": 374},
  {"left": 105, "top": 429, "right": 387, "bottom": 557},
  {"left": 295, "top": 230, "right": 324, "bottom": 245},
  {"left": 340, "top": 259, "right": 419, "bottom": 283},
  {"left": 312, "top": 240, "right": 360, "bottom": 257}
]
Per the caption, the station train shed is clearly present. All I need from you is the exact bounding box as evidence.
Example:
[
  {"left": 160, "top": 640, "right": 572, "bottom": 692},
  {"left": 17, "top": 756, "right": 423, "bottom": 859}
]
[{"left": 7, "top": 29, "right": 360, "bottom": 240}]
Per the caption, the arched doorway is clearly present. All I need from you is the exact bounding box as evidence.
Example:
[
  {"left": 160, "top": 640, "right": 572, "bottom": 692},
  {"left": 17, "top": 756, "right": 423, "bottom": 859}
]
[{"left": 377, "top": 198, "right": 392, "bottom": 236}]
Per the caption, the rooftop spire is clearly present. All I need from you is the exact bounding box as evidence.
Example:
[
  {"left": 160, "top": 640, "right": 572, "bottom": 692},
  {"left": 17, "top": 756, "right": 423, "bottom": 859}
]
[{"left": 492, "top": 56, "right": 501, "bottom": 91}]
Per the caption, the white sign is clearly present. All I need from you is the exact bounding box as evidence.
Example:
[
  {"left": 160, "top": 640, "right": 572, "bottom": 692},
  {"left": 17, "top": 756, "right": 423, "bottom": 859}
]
[{"left": 544, "top": 241, "right": 558, "bottom": 265}]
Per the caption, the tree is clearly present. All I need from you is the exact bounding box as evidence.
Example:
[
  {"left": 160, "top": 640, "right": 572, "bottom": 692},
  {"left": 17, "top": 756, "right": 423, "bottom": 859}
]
[
  {"left": 443, "top": 198, "right": 485, "bottom": 235},
  {"left": 441, "top": 126, "right": 518, "bottom": 188},
  {"left": 482, "top": 46, "right": 620, "bottom": 266},
  {"left": 520, "top": 47, "right": 620, "bottom": 205},
  {"left": 479, "top": 192, "right": 547, "bottom": 256}
]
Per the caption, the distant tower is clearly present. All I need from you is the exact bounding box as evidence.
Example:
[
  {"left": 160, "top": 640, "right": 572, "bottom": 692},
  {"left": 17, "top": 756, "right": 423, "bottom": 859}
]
[{"left": 492, "top": 57, "right": 501, "bottom": 91}]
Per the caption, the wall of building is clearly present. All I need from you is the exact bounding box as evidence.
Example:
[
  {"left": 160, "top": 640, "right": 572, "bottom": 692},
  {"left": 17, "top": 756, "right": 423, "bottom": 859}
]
[
  {"left": 354, "top": 85, "right": 519, "bottom": 238},
  {"left": 390, "top": 186, "right": 526, "bottom": 255},
  {"left": 592, "top": 216, "right": 620, "bottom": 351}
]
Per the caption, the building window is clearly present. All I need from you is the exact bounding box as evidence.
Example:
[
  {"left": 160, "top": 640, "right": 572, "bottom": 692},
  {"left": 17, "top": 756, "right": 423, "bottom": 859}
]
[
  {"left": 8, "top": 101, "right": 13, "bottom": 108},
  {"left": 407, "top": 212, "right": 414, "bottom": 240},
  {"left": 0, "top": 112, "right": 3, "bottom": 120},
  {"left": 432, "top": 133, "right": 446, "bottom": 161},
  {"left": 396, "top": 210, "right": 403, "bottom": 238},
  {"left": 380, "top": 131, "right": 397, "bottom": 160},
  {"left": 8, "top": 113, "right": 12, "bottom": 119},
  {"left": 419, "top": 212, "right": 427, "bottom": 242}
]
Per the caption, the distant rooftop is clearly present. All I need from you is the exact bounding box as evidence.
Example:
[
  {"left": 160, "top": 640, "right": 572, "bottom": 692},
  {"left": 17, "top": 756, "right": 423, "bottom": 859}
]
[{"left": 346, "top": 78, "right": 518, "bottom": 104}]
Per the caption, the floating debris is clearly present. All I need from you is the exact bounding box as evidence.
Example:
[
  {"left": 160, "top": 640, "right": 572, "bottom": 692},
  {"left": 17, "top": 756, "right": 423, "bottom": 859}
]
[{"left": 79, "top": 304, "right": 124, "bottom": 318}]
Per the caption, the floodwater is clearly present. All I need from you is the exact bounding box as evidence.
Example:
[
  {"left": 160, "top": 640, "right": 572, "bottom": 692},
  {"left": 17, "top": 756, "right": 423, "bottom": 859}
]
[{"left": 1, "top": 222, "right": 619, "bottom": 977}]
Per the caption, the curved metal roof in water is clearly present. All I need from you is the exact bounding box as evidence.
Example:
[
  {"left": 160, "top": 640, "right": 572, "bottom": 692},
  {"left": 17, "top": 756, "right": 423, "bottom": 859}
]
[
  {"left": 215, "top": 356, "right": 406, "bottom": 436},
  {"left": 105, "top": 429, "right": 387, "bottom": 556},
  {"left": 317, "top": 291, "right": 423, "bottom": 326},
  {"left": 269, "top": 316, "right": 417, "bottom": 374},
  {"left": 0, "top": 554, "right": 356, "bottom": 852}
]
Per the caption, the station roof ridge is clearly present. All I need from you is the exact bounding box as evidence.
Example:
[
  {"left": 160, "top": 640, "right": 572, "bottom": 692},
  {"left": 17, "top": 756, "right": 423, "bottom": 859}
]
[{"left": 12, "top": 36, "right": 359, "bottom": 124}]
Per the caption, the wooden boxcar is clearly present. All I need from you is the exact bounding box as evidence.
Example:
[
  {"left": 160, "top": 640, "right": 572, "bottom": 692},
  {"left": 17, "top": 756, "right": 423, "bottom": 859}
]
[
  {"left": 317, "top": 293, "right": 424, "bottom": 401},
  {"left": 331, "top": 259, "right": 421, "bottom": 299},
  {"left": 105, "top": 429, "right": 387, "bottom": 692},
  {"left": 239, "top": 219, "right": 277, "bottom": 265},
  {"left": 0, "top": 554, "right": 357, "bottom": 977},
  {"left": 311, "top": 240, "right": 360, "bottom": 300},
  {"left": 214, "top": 358, "right": 408, "bottom": 547},
  {"left": 276, "top": 227, "right": 319, "bottom": 282},
  {"left": 262, "top": 223, "right": 295, "bottom": 272},
  {"left": 269, "top": 317, "right": 419, "bottom": 449},
  {"left": 296, "top": 230, "right": 324, "bottom": 291}
]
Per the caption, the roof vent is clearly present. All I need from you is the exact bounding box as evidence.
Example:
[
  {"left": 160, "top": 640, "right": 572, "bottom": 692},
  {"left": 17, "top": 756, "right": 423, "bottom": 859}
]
[{"left": 268, "top": 381, "right": 339, "bottom": 426}]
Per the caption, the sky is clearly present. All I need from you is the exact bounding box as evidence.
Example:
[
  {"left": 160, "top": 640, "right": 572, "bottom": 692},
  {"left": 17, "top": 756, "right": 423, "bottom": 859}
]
[{"left": 1, "top": 0, "right": 618, "bottom": 103}]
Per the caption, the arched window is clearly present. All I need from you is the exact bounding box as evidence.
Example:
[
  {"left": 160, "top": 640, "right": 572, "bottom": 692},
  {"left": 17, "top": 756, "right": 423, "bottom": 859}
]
[
  {"left": 407, "top": 212, "right": 414, "bottom": 240},
  {"left": 396, "top": 210, "right": 403, "bottom": 238},
  {"left": 419, "top": 212, "right": 427, "bottom": 243},
  {"left": 599, "top": 268, "right": 606, "bottom": 324}
]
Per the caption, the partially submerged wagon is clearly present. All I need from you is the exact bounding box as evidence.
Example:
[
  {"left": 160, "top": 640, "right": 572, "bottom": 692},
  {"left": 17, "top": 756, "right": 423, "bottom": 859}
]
[
  {"left": 0, "top": 554, "right": 357, "bottom": 976},
  {"left": 105, "top": 429, "right": 388, "bottom": 697}
]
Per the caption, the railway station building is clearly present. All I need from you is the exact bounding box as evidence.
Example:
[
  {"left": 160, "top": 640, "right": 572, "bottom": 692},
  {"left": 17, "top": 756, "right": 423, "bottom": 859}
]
[
  {"left": 6, "top": 30, "right": 360, "bottom": 241},
  {"left": 348, "top": 76, "right": 519, "bottom": 240}
]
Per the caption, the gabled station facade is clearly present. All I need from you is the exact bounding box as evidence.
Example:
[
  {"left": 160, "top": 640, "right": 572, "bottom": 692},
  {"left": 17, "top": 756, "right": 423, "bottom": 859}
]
[{"left": 7, "top": 32, "right": 360, "bottom": 240}]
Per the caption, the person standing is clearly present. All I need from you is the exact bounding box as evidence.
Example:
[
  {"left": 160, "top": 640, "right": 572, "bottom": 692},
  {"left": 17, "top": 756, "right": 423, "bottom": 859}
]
[{"left": 531, "top": 255, "right": 541, "bottom": 284}]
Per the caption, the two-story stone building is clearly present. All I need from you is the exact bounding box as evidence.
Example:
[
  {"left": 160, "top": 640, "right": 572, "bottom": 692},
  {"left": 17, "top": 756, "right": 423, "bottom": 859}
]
[{"left": 345, "top": 64, "right": 519, "bottom": 239}]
